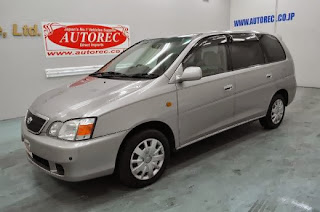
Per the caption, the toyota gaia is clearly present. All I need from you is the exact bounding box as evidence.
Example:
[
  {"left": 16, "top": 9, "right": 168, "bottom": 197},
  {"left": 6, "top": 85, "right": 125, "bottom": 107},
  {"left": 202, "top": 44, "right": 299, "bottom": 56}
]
[{"left": 22, "top": 31, "right": 296, "bottom": 187}]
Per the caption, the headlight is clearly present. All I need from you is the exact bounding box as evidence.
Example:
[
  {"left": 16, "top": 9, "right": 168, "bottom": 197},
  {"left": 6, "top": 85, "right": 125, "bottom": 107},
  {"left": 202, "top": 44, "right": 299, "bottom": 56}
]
[
  {"left": 48, "top": 118, "right": 96, "bottom": 141},
  {"left": 48, "top": 122, "right": 63, "bottom": 137}
]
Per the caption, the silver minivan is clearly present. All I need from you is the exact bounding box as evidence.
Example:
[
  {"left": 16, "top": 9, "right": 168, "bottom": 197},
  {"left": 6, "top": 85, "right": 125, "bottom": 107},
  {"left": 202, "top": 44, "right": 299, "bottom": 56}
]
[{"left": 22, "top": 31, "right": 296, "bottom": 187}]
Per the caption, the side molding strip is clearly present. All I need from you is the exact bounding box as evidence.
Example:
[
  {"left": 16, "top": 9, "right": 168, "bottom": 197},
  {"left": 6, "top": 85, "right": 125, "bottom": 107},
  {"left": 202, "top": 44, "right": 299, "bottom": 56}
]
[{"left": 177, "top": 116, "right": 265, "bottom": 150}]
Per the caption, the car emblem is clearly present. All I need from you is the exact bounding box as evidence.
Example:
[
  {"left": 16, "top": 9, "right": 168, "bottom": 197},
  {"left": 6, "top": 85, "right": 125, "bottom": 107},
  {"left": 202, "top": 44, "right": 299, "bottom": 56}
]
[{"left": 27, "top": 117, "right": 33, "bottom": 125}]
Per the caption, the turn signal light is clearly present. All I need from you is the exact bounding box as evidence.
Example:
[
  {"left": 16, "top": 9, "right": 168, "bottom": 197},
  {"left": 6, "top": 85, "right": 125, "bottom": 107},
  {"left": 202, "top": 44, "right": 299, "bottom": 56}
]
[
  {"left": 77, "top": 124, "right": 94, "bottom": 136},
  {"left": 75, "top": 119, "right": 95, "bottom": 140}
]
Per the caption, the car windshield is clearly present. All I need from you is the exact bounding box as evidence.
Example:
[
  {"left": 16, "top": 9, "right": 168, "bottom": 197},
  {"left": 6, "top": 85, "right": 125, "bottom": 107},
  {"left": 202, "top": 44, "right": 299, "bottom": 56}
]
[{"left": 91, "top": 36, "right": 193, "bottom": 79}]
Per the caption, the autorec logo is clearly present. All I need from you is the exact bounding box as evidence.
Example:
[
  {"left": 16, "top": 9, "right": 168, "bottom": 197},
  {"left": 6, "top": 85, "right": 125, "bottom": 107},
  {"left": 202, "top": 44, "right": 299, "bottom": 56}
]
[
  {"left": 42, "top": 22, "right": 130, "bottom": 58},
  {"left": 234, "top": 12, "right": 295, "bottom": 27}
]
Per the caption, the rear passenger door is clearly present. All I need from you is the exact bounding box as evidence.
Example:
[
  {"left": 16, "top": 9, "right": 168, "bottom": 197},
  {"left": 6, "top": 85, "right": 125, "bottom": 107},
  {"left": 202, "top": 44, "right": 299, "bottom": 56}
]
[{"left": 229, "top": 33, "right": 277, "bottom": 123}]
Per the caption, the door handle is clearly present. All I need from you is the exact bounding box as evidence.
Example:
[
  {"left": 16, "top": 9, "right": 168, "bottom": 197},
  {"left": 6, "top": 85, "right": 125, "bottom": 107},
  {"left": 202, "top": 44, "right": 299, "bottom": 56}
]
[
  {"left": 224, "top": 84, "right": 233, "bottom": 91},
  {"left": 266, "top": 74, "right": 273, "bottom": 79}
]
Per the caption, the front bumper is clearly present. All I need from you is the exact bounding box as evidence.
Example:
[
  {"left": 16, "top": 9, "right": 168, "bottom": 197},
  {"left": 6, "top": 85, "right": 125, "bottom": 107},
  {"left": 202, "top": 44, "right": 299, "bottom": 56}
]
[{"left": 22, "top": 123, "right": 127, "bottom": 182}]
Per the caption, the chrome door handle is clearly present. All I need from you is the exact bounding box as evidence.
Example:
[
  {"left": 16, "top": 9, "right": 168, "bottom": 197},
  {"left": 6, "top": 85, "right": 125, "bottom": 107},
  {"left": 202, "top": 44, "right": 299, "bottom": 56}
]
[
  {"left": 224, "top": 84, "right": 233, "bottom": 91},
  {"left": 266, "top": 74, "right": 273, "bottom": 79}
]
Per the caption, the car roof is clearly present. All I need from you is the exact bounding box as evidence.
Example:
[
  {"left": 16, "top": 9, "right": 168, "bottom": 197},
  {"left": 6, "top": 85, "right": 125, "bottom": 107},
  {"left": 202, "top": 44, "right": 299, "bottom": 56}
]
[
  {"left": 204, "top": 30, "right": 262, "bottom": 35},
  {"left": 198, "top": 30, "right": 268, "bottom": 38},
  {"left": 148, "top": 30, "right": 269, "bottom": 41}
]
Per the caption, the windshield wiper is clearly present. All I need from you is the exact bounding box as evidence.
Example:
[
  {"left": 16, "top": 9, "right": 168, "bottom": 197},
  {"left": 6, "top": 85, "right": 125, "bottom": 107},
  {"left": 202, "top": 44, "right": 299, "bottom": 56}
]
[
  {"left": 90, "top": 72, "right": 130, "bottom": 78},
  {"left": 129, "top": 73, "right": 160, "bottom": 79},
  {"left": 90, "top": 72, "right": 160, "bottom": 79}
]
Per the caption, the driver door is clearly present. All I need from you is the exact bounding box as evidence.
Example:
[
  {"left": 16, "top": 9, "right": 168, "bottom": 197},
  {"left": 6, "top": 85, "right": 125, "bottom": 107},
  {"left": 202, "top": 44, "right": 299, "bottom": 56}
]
[{"left": 176, "top": 35, "right": 236, "bottom": 146}]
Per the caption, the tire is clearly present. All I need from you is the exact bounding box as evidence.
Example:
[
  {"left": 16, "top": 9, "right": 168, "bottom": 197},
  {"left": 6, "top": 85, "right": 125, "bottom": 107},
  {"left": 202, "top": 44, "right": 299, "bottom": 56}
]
[
  {"left": 259, "top": 94, "right": 286, "bottom": 129},
  {"left": 118, "top": 129, "right": 170, "bottom": 188}
]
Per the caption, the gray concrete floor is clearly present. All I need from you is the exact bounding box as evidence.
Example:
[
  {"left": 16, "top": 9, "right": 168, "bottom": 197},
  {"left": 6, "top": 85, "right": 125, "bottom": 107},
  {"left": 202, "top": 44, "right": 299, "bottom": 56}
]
[{"left": 1, "top": 87, "right": 320, "bottom": 212}]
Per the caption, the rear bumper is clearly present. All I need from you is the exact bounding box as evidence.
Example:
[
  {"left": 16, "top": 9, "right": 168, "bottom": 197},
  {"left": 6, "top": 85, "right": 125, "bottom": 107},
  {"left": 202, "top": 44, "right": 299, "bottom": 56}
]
[
  {"left": 22, "top": 123, "right": 127, "bottom": 182},
  {"left": 287, "top": 75, "right": 297, "bottom": 106}
]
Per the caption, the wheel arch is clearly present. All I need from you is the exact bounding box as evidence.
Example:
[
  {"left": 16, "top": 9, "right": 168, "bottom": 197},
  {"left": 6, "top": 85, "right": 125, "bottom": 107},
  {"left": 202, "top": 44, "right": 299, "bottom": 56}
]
[
  {"left": 274, "top": 89, "right": 289, "bottom": 106},
  {"left": 115, "top": 121, "right": 176, "bottom": 172}
]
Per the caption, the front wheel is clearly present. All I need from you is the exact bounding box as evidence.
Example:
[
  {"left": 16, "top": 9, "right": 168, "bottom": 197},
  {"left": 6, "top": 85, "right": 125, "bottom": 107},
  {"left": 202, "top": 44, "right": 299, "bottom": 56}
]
[
  {"left": 118, "top": 129, "right": 170, "bottom": 188},
  {"left": 259, "top": 94, "right": 286, "bottom": 129}
]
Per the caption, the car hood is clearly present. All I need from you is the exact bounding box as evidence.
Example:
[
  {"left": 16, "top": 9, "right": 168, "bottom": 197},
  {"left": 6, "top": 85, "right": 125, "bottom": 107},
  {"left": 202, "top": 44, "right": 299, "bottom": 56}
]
[{"left": 30, "top": 76, "right": 152, "bottom": 121}]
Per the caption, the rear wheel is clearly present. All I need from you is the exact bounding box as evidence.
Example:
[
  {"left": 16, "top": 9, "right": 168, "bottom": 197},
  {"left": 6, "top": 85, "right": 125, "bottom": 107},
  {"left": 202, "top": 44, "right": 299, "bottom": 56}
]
[
  {"left": 118, "top": 129, "right": 170, "bottom": 188},
  {"left": 259, "top": 94, "right": 285, "bottom": 129}
]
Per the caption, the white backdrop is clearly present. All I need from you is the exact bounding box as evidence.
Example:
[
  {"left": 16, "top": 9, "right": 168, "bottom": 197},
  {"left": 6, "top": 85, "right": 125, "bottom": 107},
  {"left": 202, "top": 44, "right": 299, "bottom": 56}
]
[
  {"left": 0, "top": 0, "right": 230, "bottom": 120},
  {"left": 230, "top": 0, "right": 276, "bottom": 34},
  {"left": 230, "top": 0, "right": 320, "bottom": 88},
  {"left": 2, "top": 0, "right": 318, "bottom": 120},
  {"left": 277, "top": 0, "right": 320, "bottom": 88}
]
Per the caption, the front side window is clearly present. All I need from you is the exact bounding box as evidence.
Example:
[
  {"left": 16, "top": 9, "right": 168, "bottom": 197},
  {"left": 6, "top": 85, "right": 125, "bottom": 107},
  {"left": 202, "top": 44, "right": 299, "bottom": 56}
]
[
  {"left": 183, "top": 35, "right": 229, "bottom": 77},
  {"left": 258, "top": 34, "right": 286, "bottom": 63},
  {"left": 229, "top": 33, "right": 265, "bottom": 70},
  {"left": 91, "top": 36, "right": 193, "bottom": 79}
]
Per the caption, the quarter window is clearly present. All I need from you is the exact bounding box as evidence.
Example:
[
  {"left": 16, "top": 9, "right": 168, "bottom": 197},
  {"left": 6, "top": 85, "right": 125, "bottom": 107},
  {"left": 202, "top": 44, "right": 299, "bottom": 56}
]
[
  {"left": 183, "top": 35, "right": 229, "bottom": 77},
  {"left": 258, "top": 34, "right": 286, "bottom": 63},
  {"left": 229, "top": 34, "right": 265, "bottom": 70}
]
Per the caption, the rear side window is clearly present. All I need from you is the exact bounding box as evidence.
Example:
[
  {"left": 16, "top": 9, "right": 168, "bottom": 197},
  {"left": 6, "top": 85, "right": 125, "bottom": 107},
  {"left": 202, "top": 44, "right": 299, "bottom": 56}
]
[
  {"left": 229, "top": 34, "right": 265, "bottom": 70},
  {"left": 258, "top": 34, "right": 286, "bottom": 63}
]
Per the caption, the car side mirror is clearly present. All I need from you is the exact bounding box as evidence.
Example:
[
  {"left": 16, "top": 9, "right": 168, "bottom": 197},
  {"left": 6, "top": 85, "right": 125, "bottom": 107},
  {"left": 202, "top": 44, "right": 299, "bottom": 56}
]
[{"left": 176, "top": 67, "right": 202, "bottom": 83}]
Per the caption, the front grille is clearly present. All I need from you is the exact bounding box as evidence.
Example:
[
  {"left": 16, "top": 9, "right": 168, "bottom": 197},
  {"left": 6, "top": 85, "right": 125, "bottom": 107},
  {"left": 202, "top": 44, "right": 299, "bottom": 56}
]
[{"left": 26, "top": 111, "right": 47, "bottom": 134}]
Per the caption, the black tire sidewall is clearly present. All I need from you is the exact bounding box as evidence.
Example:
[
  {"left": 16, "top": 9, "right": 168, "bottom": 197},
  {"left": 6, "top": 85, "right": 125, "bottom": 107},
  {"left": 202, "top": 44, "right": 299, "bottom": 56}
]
[{"left": 118, "top": 129, "right": 170, "bottom": 188}]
